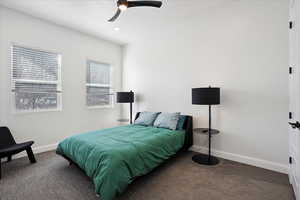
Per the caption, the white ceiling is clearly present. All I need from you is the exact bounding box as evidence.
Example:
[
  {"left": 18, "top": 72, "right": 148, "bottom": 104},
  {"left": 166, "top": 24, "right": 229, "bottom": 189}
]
[{"left": 0, "top": 0, "right": 233, "bottom": 44}]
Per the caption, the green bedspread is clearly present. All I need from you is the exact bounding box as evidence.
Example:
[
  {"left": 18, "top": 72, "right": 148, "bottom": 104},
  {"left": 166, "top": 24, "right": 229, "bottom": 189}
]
[{"left": 56, "top": 125, "right": 185, "bottom": 200}]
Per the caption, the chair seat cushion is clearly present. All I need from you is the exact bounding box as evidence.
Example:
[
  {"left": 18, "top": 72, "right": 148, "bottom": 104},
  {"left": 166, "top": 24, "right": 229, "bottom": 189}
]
[{"left": 0, "top": 141, "right": 34, "bottom": 156}]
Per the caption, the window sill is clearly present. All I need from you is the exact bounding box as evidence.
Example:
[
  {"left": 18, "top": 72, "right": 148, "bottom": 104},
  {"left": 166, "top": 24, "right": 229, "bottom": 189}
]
[
  {"left": 13, "top": 108, "right": 62, "bottom": 115},
  {"left": 87, "top": 105, "right": 114, "bottom": 109}
]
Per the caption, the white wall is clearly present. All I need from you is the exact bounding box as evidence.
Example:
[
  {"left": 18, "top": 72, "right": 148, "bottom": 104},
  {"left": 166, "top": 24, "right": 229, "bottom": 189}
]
[
  {"left": 123, "top": 1, "right": 289, "bottom": 172},
  {"left": 0, "top": 7, "right": 123, "bottom": 150}
]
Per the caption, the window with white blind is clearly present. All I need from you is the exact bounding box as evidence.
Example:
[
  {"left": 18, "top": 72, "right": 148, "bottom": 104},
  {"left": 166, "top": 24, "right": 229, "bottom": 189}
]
[
  {"left": 86, "top": 60, "right": 113, "bottom": 107},
  {"left": 11, "top": 45, "right": 62, "bottom": 112}
]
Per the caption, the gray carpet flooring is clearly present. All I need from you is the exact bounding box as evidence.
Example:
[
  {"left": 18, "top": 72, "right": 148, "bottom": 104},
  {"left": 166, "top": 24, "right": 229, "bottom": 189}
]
[{"left": 0, "top": 151, "right": 295, "bottom": 200}]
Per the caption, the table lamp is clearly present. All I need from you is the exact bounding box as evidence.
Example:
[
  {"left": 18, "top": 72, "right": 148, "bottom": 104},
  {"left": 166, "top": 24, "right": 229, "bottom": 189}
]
[{"left": 116, "top": 91, "right": 134, "bottom": 124}]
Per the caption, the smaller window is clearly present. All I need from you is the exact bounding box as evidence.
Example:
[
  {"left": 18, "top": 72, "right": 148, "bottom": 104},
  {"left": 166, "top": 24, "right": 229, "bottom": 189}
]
[{"left": 86, "top": 60, "right": 113, "bottom": 107}]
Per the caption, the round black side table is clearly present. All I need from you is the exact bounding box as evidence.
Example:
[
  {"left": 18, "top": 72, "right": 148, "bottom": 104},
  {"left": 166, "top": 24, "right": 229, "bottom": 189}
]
[{"left": 192, "top": 128, "right": 220, "bottom": 165}]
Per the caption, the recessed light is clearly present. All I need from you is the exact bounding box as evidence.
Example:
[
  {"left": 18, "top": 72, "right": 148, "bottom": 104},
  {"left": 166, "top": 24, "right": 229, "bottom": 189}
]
[{"left": 114, "top": 27, "right": 120, "bottom": 31}]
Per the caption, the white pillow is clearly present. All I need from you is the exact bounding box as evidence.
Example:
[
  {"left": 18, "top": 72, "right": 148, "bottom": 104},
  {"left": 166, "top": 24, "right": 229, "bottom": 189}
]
[
  {"left": 134, "top": 112, "right": 160, "bottom": 126},
  {"left": 153, "top": 112, "right": 181, "bottom": 130}
]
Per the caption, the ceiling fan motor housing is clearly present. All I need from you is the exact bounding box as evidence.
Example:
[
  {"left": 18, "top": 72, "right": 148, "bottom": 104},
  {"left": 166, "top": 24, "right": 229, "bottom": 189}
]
[
  {"left": 117, "top": 0, "right": 128, "bottom": 7},
  {"left": 109, "top": 0, "right": 162, "bottom": 22}
]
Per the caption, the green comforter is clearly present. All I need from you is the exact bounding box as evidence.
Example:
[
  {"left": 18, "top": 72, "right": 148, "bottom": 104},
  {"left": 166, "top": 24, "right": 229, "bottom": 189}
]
[{"left": 56, "top": 125, "right": 185, "bottom": 200}]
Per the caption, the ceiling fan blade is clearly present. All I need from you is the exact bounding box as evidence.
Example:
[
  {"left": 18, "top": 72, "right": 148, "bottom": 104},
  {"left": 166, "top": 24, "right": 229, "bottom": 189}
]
[
  {"left": 127, "top": 1, "right": 162, "bottom": 8},
  {"left": 108, "top": 9, "right": 121, "bottom": 22}
]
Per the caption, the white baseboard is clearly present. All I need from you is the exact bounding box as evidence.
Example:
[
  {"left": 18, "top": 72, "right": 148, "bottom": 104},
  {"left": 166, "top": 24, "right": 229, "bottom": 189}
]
[
  {"left": 2, "top": 143, "right": 288, "bottom": 174},
  {"left": 190, "top": 145, "right": 288, "bottom": 174},
  {"left": 1, "top": 143, "right": 58, "bottom": 162},
  {"left": 33, "top": 143, "right": 58, "bottom": 154}
]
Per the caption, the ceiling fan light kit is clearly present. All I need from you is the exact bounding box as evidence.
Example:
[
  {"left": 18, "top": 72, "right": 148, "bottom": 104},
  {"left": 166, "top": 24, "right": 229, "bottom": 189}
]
[
  {"left": 118, "top": 0, "right": 128, "bottom": 11},
  {"left": 118, "top": 4, "right": 128, "bottom": 11},
  {"left": 108, "top": 0, "right": 162, "bottom": 22}
]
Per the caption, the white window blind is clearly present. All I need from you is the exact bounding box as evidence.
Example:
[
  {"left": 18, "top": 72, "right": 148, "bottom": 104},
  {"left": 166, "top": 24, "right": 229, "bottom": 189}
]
[
  {"left": 11, "top": 45, "right": 62, "bottom": 112},
  {"left": 86, "top": 61, "right": 112, "bottom": 107}
]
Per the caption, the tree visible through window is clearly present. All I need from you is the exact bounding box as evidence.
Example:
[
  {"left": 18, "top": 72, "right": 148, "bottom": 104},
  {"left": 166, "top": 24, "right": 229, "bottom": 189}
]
[
  {"left": 11, "top": 45, "right": 62, "bottom": 112},
  {"left": 86, "top": 61, "right": 112, "bottom": 107}
]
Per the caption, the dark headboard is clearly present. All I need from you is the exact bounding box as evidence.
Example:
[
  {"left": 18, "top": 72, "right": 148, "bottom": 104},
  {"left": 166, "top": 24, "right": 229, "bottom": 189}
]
[{"left": 134, "top": 112, "right": 193, "bottom": 151}]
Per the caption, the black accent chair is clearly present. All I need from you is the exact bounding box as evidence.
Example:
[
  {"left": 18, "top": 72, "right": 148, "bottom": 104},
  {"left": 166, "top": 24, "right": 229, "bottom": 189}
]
[{"left": 0, "top": 127, "right": 36, "bottom": 179}]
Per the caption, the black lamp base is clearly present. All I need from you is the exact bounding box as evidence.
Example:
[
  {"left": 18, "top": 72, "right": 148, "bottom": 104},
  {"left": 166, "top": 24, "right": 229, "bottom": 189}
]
[{"left": 192, "top": 153, "right": 219, "bottom": 165}]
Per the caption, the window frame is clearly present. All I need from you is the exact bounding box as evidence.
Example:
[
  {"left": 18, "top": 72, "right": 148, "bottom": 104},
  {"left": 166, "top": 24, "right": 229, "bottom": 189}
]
[
  {"left": 86, "top": 59, "right": 114, "bottom": 109},
  {"left": 10, "top": 43, "right": 63, "bottom": 114}
]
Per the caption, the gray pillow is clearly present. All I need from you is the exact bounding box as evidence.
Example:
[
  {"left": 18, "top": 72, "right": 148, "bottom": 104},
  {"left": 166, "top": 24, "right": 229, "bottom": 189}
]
[
  {"left": 153, "top": 112, "right": 181, "bottom": 130},
  {"left": 134, "top": 111, "right": 160, "bottom": 126}
]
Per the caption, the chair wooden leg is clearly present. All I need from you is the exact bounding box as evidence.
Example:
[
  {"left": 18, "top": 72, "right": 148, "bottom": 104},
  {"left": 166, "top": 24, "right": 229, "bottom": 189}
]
[
  {"left": 26, "top": 147, "right": 36, "bottom": 163},
  {"left": 7, "top": 156, "right": 12, "bottom": 162}
]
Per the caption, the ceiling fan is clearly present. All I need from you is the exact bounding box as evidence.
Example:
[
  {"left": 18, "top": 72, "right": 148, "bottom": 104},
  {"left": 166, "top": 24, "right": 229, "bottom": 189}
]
[{"left": 108, "top": 0, "right": 162, "bottom": 22}]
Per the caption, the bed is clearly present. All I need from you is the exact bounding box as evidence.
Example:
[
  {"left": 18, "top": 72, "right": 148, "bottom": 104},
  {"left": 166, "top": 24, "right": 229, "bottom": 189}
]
[{"left": 56, "top": 112, "right": 193, "bottom": 200}]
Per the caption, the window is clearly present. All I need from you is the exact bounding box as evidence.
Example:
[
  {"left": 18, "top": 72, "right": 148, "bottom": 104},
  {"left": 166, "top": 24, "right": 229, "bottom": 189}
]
[
  {"left": 86, "top": 60, "right": 112, "bottom": 107},
  {"left": 11, "top": 45, "right": 62, "bottom": 112}
]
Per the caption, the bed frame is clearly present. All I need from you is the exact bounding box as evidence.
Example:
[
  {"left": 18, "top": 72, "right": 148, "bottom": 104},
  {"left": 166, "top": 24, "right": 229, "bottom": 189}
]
[{"left": 60, "top": 112, "right": 193, "bottom": 165}]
